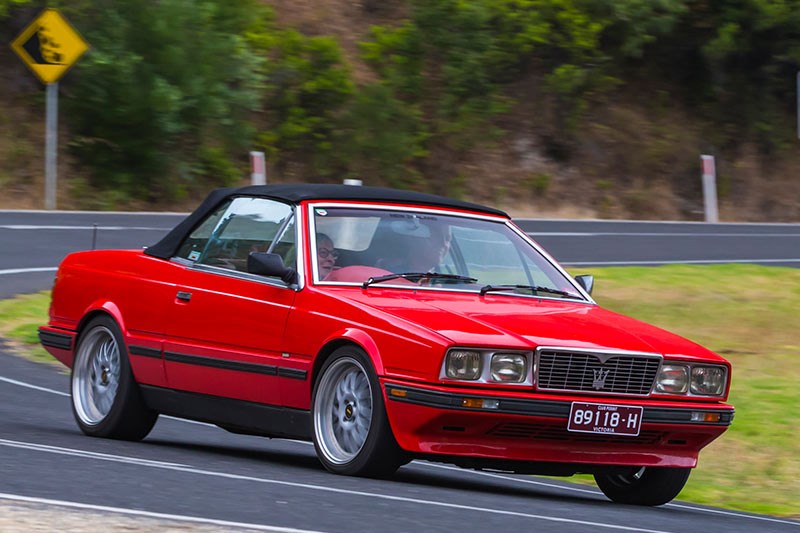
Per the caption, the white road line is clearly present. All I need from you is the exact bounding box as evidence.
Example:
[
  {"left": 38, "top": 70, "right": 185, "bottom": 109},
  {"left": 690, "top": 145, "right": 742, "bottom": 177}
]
[
  {"left": 0, "top": 267, "right": 58, "bottom": 276},
  {"left": 0, "top": 375, "right": 213, "bottom": 426},
  {"left": 0, "top": 376, "right": 68, "bottom": 396},
  {"left": 563, "top": 259, "right": 800, "bottom": 266},
  {"left": 0, "top": 438, "right": 670, "bottom": 533},
  {"left": 0, "top": 439, "right": 191, "bottom": 468},
  {"left": 528, "top": 232, "right": 800, "bottom": 237},
  {"left": 0, "top": 209, "right": 187, "bottom": 215},
  {"left": 414, "top": 464, "right": 800, "bottom": 527},
  {"left": 0, "top": 225, "right": 168, "bottom": 231},
  {"left": 3, "top": 374, "right": 798, "bottom": 527},
  {"left": 0, "top": 492, "right": 323, "bottom": 533}
]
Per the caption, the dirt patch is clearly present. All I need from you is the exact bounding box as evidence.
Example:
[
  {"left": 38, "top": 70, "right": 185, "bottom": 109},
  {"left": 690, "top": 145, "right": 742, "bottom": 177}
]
[{"left": 0, "top": 501, "right": 261, "bottom": 532}]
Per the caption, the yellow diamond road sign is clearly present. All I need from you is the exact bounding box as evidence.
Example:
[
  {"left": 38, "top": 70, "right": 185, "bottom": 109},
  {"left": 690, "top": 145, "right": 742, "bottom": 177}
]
[{"left": 11, "top": 8, "right": 89, "bottom": 84}]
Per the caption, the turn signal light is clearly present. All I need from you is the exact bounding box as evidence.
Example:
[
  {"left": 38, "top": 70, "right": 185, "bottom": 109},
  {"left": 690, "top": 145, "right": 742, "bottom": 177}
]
[
  {"left": 461, "top": 398, "right": 499, "bottom": 409},
  {"left": 690, "top": 412, "right": 721, "bottom": 423}
]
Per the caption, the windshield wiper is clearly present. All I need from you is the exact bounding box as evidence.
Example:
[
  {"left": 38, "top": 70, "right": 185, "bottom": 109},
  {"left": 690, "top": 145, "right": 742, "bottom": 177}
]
[
  {"left": 479, "top": 284, "right": 584, "bottom": 299},
  {"left": 362, "top": 272, "right": 477, "bottom": 288}
]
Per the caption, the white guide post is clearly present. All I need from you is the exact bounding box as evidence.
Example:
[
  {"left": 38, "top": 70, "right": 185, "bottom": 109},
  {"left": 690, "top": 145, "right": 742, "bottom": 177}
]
[
  {"left": 700, "top": 154, "right": 719, "bottom": 223},
  {"left": 250, "top": 151, "right": 266, "bottom": 185}
]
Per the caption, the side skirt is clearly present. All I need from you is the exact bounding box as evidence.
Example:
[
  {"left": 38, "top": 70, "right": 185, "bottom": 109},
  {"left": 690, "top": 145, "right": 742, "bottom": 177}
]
[{"left": 140, "top": 385, "right": 312, "bottom": 440}]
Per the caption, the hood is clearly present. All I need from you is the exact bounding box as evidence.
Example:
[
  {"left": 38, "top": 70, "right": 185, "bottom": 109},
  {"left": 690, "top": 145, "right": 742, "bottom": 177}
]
[{"left": 331, "top": 289, "right": 724, "bottom": 362}]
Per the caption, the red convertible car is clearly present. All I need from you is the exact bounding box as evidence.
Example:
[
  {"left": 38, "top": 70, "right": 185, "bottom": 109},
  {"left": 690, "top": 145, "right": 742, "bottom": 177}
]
[{"left": 39, "top": 184, "right": 733, "bottom": 506}]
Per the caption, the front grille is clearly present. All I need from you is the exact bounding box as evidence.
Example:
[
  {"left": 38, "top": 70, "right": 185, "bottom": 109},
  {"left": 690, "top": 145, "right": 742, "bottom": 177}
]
[
  {"left": 536, "top": 349, "right": 660, "bottom": 396},
  {"left": 488, "top": 422, "right": 665, "bottom": 444}
]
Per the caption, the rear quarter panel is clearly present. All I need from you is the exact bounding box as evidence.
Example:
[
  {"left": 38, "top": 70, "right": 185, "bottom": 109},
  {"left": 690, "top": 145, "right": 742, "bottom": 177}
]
[{"left": 50, "top": 250, "right": 180, "bottom": 386}]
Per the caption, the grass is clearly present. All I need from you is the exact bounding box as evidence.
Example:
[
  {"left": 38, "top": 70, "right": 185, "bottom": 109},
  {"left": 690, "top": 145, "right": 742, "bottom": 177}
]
[
  {"left": 0, "top": 291, "right": 53, "bottom": 364},
  {"left": 1, "top": 264, "right": 799, "bottom": 517},
  {"left": 571, "top": 264, "right": 800, "bottom": 517}
]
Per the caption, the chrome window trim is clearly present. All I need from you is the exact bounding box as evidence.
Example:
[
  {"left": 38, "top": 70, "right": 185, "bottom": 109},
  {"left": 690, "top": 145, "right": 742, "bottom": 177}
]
[
  {"left": 187, "top": 262, "right": 295, "bottom": 290},
  {"left": 294, "top": 203, "right": 306, "bottom": 289}
]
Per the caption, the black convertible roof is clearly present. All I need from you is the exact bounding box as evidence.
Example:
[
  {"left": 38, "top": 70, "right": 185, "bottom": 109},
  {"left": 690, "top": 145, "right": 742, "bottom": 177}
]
[{"left": 145, "top": 184, "right": 508, "bottom": 259}]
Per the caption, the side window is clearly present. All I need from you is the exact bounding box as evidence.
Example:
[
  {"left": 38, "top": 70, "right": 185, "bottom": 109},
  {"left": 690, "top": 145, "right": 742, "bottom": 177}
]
[
  {"left": 175, "top": 197, "right": 294, "bottom": 273},
  {"left": 269, "top": 216, "right": 296, "bottom": 268},
  {"left": 176, "top": 200, "right": 231, "bottom": 261}
]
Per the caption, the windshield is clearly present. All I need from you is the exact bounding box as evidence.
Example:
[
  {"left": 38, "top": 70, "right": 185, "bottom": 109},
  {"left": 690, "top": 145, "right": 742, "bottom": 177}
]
[{"left": 310, "top": 205, "right": 582, "bottom": 299}]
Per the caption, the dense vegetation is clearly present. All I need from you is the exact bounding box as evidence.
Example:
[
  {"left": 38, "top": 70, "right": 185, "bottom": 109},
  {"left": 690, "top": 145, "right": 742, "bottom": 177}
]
[{"left": 2, "top": 0, "right": 799, "bottom": 216}]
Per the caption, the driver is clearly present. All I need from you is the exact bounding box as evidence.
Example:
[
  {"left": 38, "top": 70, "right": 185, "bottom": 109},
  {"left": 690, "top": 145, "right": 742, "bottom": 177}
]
[{"left": 378, "top": 223, "right": 451, "bottom": 273}]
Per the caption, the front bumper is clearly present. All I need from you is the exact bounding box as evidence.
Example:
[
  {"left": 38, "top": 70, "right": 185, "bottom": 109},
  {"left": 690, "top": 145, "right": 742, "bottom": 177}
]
[{"left": 382, "top": 380, "right": 733, "bottom": 469}]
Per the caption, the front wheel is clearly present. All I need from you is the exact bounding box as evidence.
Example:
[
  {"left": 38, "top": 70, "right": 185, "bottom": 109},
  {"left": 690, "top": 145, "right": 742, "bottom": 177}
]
[
  {"left": 312, "top": 346, "right": 406, "bottom": 477},
  {"left": 594, "top": 466, "right": 690, "bottom": 506},
  {"left": 71, "top": 315, "right": 157, "bottom": 440}
]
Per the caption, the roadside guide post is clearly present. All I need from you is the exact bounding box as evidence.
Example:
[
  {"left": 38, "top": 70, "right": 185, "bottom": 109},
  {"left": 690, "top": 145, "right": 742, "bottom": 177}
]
[
  {"left": 700, "top": 154, "right": 719, "bottom": 223},
  {"left": 250, "top": 151, "right": 266, "bottom": 185},
  {"left": 10, "top": 9, "right": 89, "bottom": 210}
]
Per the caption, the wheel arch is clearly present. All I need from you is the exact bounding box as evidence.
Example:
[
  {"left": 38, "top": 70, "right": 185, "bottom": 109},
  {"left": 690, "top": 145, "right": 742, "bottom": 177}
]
[
  {"left": 76, "top": 301, "right": 125, "bottom": 338},
  {"left": 311, "top": 328, "right": 383, "bottom": 388}
]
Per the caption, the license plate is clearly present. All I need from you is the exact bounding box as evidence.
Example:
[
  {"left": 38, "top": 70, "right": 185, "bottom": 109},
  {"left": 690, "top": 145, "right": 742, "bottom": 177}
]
[{"left": 568, "top": 402, "right": 643, "bottom": 436}]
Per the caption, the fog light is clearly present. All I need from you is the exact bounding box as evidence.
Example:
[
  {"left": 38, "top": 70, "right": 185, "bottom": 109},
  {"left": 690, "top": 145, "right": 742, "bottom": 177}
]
[
  {"left": 490, "top": 353, "right": 527, "bottom": 383},
  {"left": 446, "top": 350, "right": 481, "bottom": 380},
  {"left": 656, "top": 364, "right": 689, "bottom": 394}
]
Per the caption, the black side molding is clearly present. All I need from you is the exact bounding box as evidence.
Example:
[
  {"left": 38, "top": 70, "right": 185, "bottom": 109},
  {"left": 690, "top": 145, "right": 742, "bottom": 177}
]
[
  {"left": 38, "top": 328, "right": 73, "bottom": 350},
  {"left": 129, "top": 345, "right": 162, "bottom": 359}
]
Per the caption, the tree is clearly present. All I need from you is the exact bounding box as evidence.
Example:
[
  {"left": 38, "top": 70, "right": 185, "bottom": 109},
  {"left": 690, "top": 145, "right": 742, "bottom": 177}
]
[{"left": 62, "top": 0, "right": 270, "bottom": 202}]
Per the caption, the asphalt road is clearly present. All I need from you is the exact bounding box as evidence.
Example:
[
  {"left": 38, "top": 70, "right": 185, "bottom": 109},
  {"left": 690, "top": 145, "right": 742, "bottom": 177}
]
[
  {"left": 2, "top": 348, "right": 798, "bottom": 532},
  {"left": 1, "top": 209, "right": 799, "bottom": 531}
]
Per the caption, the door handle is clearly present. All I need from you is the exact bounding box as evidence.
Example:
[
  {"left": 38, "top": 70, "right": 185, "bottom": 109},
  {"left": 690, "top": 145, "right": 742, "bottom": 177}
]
[{"left": 176, "top": 291, "right": 192, "bottom": 302}]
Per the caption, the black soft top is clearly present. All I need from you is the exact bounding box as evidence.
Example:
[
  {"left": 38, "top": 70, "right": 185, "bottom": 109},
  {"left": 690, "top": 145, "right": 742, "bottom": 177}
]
[{"left": 144, "top": 184, "right": 508, "bottom": 259}]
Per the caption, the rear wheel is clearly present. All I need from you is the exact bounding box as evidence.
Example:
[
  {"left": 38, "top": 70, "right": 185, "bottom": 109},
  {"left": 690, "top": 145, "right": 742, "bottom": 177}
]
[
  {"left": 71, "top": 316, "right": 157, "bottom": 440},
  {"left": 594, "top": 466, "right": 690, "bottom": 506},
  {"left": 312, "top": 346, "right": 405, "bottom": 477}
]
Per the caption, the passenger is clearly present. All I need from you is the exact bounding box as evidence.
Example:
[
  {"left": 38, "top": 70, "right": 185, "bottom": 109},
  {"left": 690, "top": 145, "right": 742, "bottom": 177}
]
[{"left": 317, "top": 233, "right": 338, "bottom": 279}]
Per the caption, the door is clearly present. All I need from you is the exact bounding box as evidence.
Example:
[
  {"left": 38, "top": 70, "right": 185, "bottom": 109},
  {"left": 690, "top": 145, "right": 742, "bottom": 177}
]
[{"left": 163, "top": 196, "right": 298, "bottom": 405}]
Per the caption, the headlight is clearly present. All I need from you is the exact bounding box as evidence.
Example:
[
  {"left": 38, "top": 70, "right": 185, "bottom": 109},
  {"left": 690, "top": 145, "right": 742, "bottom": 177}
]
[
  {"left": 690, "top": 366, "right": 726, "bottom": 396},
  {"left": 490, "top": 353, "right": 527, "bottom": 383},
  {"left": 445, "top": 350, "right": 482, "bottom": 380},
  {"left": 655, "top": 364, "right": 689, "bottom": 394}
]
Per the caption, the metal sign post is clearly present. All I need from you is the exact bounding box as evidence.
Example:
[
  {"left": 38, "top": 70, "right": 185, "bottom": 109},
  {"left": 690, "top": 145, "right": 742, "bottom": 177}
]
[
  {"left": 11, "top": 9, "right": 89, "bottom": 210},
  {"left": 45, "top": 83, "right": 58, "bottom": 210}
]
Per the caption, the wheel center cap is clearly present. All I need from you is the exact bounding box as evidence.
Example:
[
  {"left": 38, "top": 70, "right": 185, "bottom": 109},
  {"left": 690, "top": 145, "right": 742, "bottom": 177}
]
[
  {"left": 100, "top": 367, "right": 109, "bottom": 385},
  {"left": 344, "top": 403, "right": 354, "bottom": 420}
]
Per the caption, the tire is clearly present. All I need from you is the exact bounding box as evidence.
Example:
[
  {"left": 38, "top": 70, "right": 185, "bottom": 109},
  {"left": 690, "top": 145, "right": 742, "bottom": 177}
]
[
  {"left": 71, "top": 315, "right": 157, "bottom": 440},
  {"left": 312, "top": 346, "right": 406, "bottom": 477},
  {"left": 594, "top": 466, "right": 691, "bottom": 506}
]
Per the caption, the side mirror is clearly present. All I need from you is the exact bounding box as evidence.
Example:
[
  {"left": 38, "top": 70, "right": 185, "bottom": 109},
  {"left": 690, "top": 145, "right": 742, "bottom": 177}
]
[
  {"left": 248, "top": 252, "right": 297, "bottom": 285},
  {"left": 574, "top": 274, "right": 594, "bottom": 295}
]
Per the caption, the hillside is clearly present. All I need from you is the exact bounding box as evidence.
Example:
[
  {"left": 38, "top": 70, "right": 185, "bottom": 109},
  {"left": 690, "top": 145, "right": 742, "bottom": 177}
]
[{"left": 1, "top": 0, "right": 799, "bottom": 221}]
